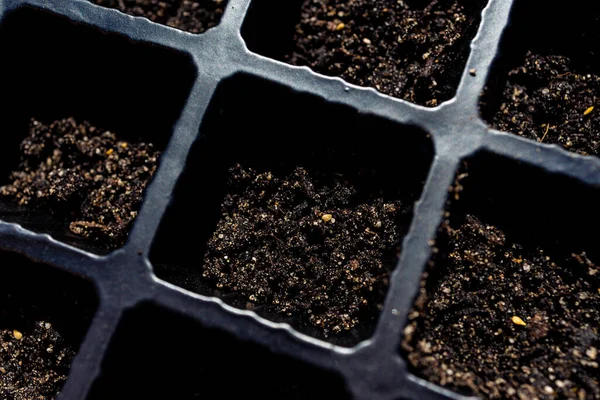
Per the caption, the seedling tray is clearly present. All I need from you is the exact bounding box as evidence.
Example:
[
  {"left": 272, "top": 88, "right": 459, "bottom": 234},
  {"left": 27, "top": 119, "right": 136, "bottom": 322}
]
[{"left": 0, "top": 0, "right": 599, "bottom": 399}]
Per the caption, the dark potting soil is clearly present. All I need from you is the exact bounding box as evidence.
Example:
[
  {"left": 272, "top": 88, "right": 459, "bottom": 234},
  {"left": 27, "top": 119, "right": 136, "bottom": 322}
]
[
  {"left": 0, "top": 322, "right": 75, "bottom": 400},
  {"left": 287, "top": 0, "right": 486, "bottom": 106},
  {"left": 402, "top": 214, "right": 600, "bottom": 399},
  {"left": 202, "top": 163, "right": 408, "bottom": 336},
  {"left": 484, "top": 51, "right": 600, "bottom": 156},
  {"left": 91, "top": 0, "right": 226, "bottom": 34},
  {"left": 0, "top": 118, "right": 159, "bottom": 248}
]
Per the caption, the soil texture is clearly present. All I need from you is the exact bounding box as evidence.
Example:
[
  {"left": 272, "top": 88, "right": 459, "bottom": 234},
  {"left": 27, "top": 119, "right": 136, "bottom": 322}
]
[
  {"left": 287, "top": 0, "right": 486, "bottom": 106},
  {"left": 486, "top": 51, "right": 600, "bottom": 156},
  {"left": 202, "top": 163, "right": 409, "bottom": 336},
  {"left": 91, "top": 0, "right": 226, "bottom": 34},
  {"left": 0, "top": 322, "right": 75, "bottom": 400},
  {"left": 0, "top": 117, "right": 159, "bottom": 247},
  {"left": 402, "top": 214, "right": 600, "bottom": 399}
]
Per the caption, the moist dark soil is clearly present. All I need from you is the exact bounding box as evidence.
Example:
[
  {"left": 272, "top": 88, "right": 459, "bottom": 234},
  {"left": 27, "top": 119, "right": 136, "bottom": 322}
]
[
  {"left": 287, "top": 0, "right": 486, "bottom": 106},
  {"left": 0, "top": 117, "right": 159, "bottom": 248},
  {"left": 202, "top": 163, "right": 408, "bottom": 336},
  {"left": 402, "top": 213, "right": 600, "bottom": 399},
  {"left": 484, "top": 51, "right": 600, "bottom": 156},
  {"left": 0, "top": 322, "right": 75, "bottom": 400},
  {"left": 91, "top": 0, "right": 226, "bottom": 34}
]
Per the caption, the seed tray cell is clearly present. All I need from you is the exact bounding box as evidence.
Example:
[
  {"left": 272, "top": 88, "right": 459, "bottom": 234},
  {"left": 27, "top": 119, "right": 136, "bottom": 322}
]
[
  {"left": 242, "top": 0, "right": 488, "bottom": 106},
  {"left": 480, "top": 0, "right": 600, "bottom": 157},
  {"left": 0, "top": 6, "right": 196, "bottom": 255},
  {"left": 87, "top": 303, "right": 351, "bottom": 399},
  {"left": 0, "top": 0, "right": 599, "bottom": 399},
  {"left": 150, "top": 73, "right": 434, "bottom": 347},
  {"left": 0, "top": 251, "right": 97, "bottom": 399}
]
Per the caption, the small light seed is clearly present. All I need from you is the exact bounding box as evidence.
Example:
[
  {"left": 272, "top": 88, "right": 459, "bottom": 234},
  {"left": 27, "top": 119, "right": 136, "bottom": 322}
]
[
  {"left": 322, "top": 214, "right": 333, "bottom": 222},
  {"left": 13, "top": 330, "right": 23, "bottom": 340},
  {"left": 511, "top": 316, "right": 526, "bottom": 326}
]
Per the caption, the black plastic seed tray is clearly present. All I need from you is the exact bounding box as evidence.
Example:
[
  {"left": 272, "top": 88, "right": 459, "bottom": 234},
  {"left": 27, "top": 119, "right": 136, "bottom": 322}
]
[{"left": 1, "top": 0, "right": 599, "bottom": 399}]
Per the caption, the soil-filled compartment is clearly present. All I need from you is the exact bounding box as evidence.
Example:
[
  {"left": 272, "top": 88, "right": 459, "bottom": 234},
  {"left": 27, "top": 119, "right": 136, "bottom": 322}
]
[
  {"left": 0, "top": 7, "right": 196, "bottom": 254},
  {"left": 480, "top": 0, "right": 600, "bottom": 157},
  {"left": 87, "top": 303, "right": 351, "bottom": 399},
  {"left": 242, "top": 0, "right": 489, "bottom": 106},
  {"left": 0, "top": 251, "right": 98, "bottom": 400},
  {"left": 402, "top": 153, "right": 600, "bottom": 399},
  {"left": 89, "top": 0, "right": 228, "bottom": 34},
  {"left": 150, "top": 73, "right": 434, "bottom": 346}
]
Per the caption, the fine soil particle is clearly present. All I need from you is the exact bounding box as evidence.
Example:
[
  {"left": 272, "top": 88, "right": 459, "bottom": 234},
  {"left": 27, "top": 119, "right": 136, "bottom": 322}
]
[
  {"left": 0, "top": 322, "right": 75, "bottom": 400},
  {"left": 91, "top": 0, "right": 226, "bottom": 34},
  {"left": 202, "top": 163, "right": 408, "bottom": 336},
  {"left": 287, "top": 0, "right": 486, "bottom": 106},
  {"left": 0, "top": 117, "right": 159, "bottom": 247},
  {"left": 402, "top": 214, "right": 600, "bottom": 399},
  {"left": 485, "top": 51, "right": 600, "bottom": 156}
]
